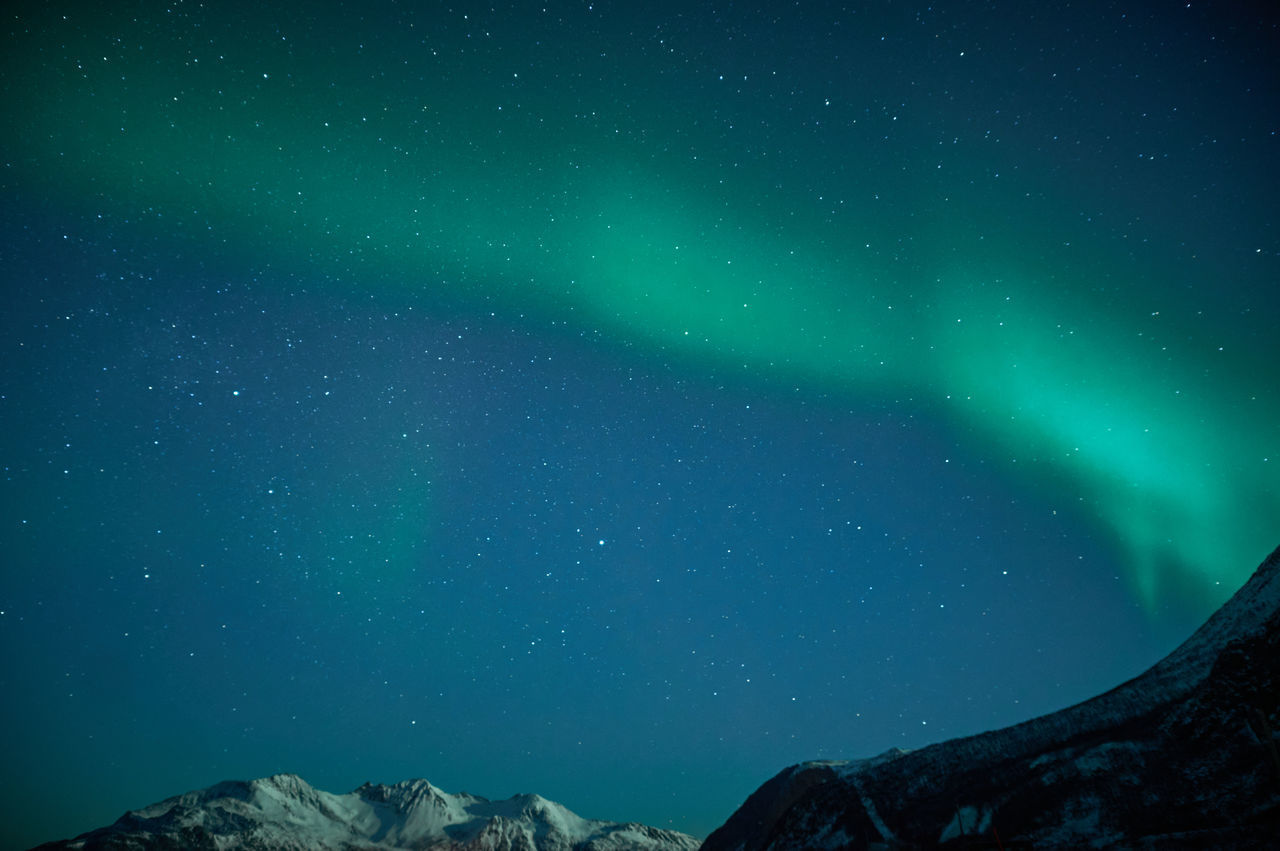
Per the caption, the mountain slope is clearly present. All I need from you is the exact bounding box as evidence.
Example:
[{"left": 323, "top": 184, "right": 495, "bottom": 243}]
[
  {"left": 30, "top": 775, "right": 701, "bottom": 851},
  {"left": 703, "top": 544, "right": 1280, "bottom": 850}
]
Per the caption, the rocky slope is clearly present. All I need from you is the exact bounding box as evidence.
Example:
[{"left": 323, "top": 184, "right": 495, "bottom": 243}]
[
  {"left": 703, "top": 545, "right": 1280, "bottom": 850},
  {"left": 30, "top": 774, "right": 701, "bottom": 851}
]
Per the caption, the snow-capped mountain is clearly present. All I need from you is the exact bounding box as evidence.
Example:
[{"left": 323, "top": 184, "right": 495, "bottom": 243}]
[
  {"left": 703, "top": 544, "right": 1280, "bottom": 850},
  {"left": 30, "top": 774, "right": 701, "bottom": 851}
]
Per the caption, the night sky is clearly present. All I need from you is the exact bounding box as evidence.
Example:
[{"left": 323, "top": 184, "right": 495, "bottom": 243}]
[{"left": 2, "top": 2, "right": 1278, "bottom": 848}]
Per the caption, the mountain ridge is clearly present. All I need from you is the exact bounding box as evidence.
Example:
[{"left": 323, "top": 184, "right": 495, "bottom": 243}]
[
  {"left": 30, "top": 773, "right": 701, "bottom": 851},
  {"left": 703, "top": 543, "right": 1280, "bottom": 850}
]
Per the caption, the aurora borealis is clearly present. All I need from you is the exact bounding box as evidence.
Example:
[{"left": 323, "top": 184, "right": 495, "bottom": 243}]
[{"left": 1, "top": 2, "right": 1277, "bottom": 848}]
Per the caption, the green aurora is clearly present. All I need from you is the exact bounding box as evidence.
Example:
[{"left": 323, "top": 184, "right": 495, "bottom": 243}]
[{"left": 5, "top": 5, "right": 1276, "bottom": 613}]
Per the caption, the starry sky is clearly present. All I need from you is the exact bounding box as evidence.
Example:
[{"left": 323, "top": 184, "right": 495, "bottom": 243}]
[{"left": 1, "top": 1, "right": 1277, "bottom": 848}]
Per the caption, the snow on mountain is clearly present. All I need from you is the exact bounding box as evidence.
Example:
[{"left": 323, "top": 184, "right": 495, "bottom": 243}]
[
  {"left": 29, "top": 544, "right": 1280, "bottom": 851},
  {"left": 30, "top": 774, "right": 701, "bottom": 851},
  {"left": 703, "top": 544, "right": 1280, "bottom": 850}
]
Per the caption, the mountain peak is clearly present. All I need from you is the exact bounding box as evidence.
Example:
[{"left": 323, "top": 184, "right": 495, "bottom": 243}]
[{"left": 33, "top": 777, "right": 701, "bottom": 851}]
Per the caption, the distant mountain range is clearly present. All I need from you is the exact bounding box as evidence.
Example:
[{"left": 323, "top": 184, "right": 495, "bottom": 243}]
[
  {"left": 703, "top": 544, "right": 1280, "bottom": 850},
  {"left": 30, "top": 775, "right": 701, "bottom": 851},
  {"left": 32, "top": 546, "right": 1280, "bottom": 850}
]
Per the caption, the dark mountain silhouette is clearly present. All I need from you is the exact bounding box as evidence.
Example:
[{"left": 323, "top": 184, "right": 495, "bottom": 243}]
[{"left": 703, "top": 545, "right": 1280, "bottom": 850}]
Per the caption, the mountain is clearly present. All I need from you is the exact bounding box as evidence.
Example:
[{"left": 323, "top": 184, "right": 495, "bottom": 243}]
[
  {"left": 703, "top": 544, "right": 1280, "bottom": 850},
  {"left": 30, "top": 774, "right": 701, "bottom": 851}
]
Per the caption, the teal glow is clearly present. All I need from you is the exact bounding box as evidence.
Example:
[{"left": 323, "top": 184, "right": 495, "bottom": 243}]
[
  {"left": 4, "top": 5, "right": 1275, "bottom": 612},
  {"left": 930, "top": 284, "right": 1278, "bottom": 606}
]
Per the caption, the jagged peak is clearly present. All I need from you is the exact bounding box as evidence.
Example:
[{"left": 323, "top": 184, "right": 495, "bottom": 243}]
[
  {"left": 513, "top": 792, "right": 554, "bottom": 810},
  {"left": 42, "top": 774, "right": 701, "bottom": 850},
  {"left": 389, "top": 777, "right": 441, "bottom": 797},
  {"left": 254, "top": 773, "right": 314, "bottom": 794},
  {"left": 354, "top": 777, "right": 452, "bottom": 809}
]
